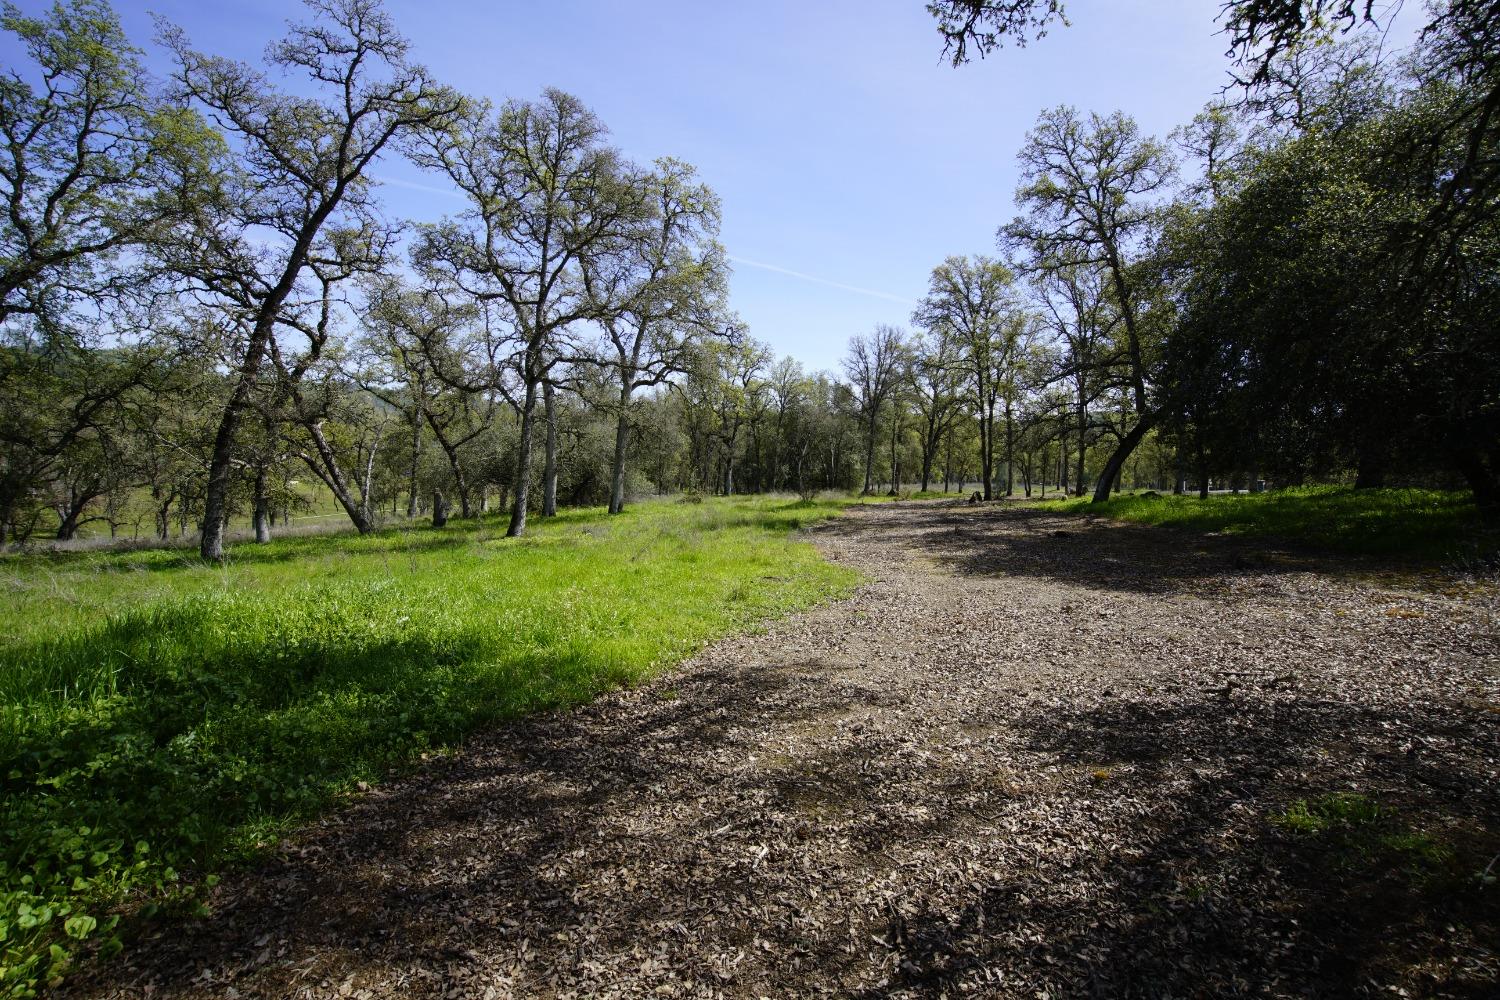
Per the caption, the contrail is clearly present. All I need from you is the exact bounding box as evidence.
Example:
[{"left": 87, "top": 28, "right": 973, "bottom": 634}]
[
  {"left": 726, "top": 254, "right": 914, "bottom": 305},
  {"left": 355, "top": 194, "right": 913, "bottom": 309},
  {"left": 372, "top": 174, "right": 465, "bottom": 199}
]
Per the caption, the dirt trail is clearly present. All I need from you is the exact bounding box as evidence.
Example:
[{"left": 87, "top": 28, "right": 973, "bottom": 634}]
[{"left": 63, "top": 501, "right": 1500, "bottom": 999}]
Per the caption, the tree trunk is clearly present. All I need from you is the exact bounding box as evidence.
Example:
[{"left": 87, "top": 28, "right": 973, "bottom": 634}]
[
  {"left": 406, "top": 417, "right": 421, "bottom": 518},
  {"left": 200, "top": 310, "right": 288, "bottom": 561},
  {"left": 1354, "top": 448, "right": 1387, "bottom": 489},
  {"left": 1091, "top": 416, "right": 1154, "bottom": 503},
  {"left": 542, "top": 379, "right": 558, "bottom": 517},
  {"left": 1455, "top": 446, "right": 1500, "bottom": 520},
  {"left": 199, "top": 407, "right": 243, "bottom": 560},
  {"left": 508, "top": 376, "right": 537, "bottom": 538},
  {"left": 432, "top": 489, "right": 449, "bottom": 527},
  {"left": 302, "top": 421, "right": 376, "bottom": 533},
  {"left": 55, "top": 504, "right": 82, "bottom": 541},
  {"left": 1004, "top": 398, "right": 1014, "bottom": 495},
  {"left": 609, "top": 383, "right": 631, "bottom": 515},
  {"left": 862, "top": 415, "right": 877, "bottom": 494},
  {"left": 749, "top": 426, "right": 762, "bottom": 494},
  {"left": 253, "top": 463, "right": 272, "bottom": 543},
  {"left": 1075, "top": 400, "right": 1087, "bottom": 497},
  {"left": 200, "top": 408, "right": 243, "bottom": 560},
  {"left": 770, "top": 412, "right": 784, "bottom": 492},
  {"left": 360, "top": 436, "right": 380, "bottom": 524},
  {"left": 918, "top": 413, "right": 937, "bottom": 493},
  {"left": 888, "top": 412, "right": 900, "bottom": 496},
  {"left": 157, "top": 499, "right": 171, "bottom": 540},
  {"left": 1059, "top": 427, "right": 1069, "bottom": 495},
  {"left": 432, "top": 429, "right": 472, "bottom": 519},
  {"left": 942, "top": 427, "right": 953, "bottom": 493},
  {"left": 978, "top": 412, "right": 993, "bottom": 501}
]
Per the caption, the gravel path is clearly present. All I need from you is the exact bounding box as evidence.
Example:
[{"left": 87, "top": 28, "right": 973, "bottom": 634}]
[{"left": 63, "top": 501, "right": 1500, "bottom": 999}]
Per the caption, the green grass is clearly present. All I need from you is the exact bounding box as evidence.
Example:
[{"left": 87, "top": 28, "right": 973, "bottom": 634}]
[
  {"left": 1048, "top": 486, "right": 1494, "bottom": 560},
  {"left": 0, "top": 496, "right": 860, "bottom": 994},
  {"left": 1274, "top": 793, "right": 1455, "bottom": 878}
]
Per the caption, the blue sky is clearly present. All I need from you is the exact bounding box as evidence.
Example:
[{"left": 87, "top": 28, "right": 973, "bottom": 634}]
[{"left": 14, "top": 1, "right": 1423, "bottom": 373}]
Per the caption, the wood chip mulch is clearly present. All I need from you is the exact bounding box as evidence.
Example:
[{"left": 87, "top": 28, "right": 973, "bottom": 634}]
[{"left": 59, "top": 501, "right": 1500, "bottom": 999}]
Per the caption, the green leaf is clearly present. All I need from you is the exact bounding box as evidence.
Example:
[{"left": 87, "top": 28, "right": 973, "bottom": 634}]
[{"left": 63, "top": 915, "right": 97, "bottom": 940}]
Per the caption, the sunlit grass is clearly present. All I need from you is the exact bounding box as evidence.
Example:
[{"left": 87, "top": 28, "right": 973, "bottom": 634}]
[{"left": 0, "top": 496, "right": 859, "bottom": 992}]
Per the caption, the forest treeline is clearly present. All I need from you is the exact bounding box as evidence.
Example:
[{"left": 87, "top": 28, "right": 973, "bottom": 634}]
[{"left": 2, "top": 0, "right": 1496, "bottom": 558}]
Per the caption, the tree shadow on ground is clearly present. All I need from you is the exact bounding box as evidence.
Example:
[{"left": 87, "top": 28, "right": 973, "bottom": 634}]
[
  {"left": 855, "top": 694, "right": 1500, "bottom": 998},
  {"left": 58, "top": 651, "right": 1500, "bottom": 998},
  {"left": 816, "top": 501, "right": 1407, "bottom": 596},
  {"left": 56, "top": 657, "right": 893, "bottom": 997}
]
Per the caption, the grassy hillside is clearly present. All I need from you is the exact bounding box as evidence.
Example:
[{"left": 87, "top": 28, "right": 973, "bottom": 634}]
[{"left": 0, "top": 496, "right": 860, "bottom": 993}]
